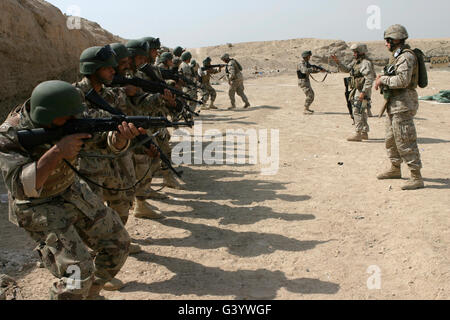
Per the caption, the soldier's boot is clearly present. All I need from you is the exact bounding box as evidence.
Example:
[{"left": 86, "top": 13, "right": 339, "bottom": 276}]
[
  {"left": 377, "top": 165, "right": 402, "bottom": 180},
  {"left": 361, "top": 132, "right": 369, "bottom": 140},
  {"left": 146, "top": 188, "right": 168, "bottom": 200},
  {"left": 243, "top": 102, "right": 251, "bottom": 109},
  {"left": 133, "top": 199, "right": 164, "bottom": 220},
  {"left": 209, "top": 102, "right": 218, "bottom": 109},
  {"left": 129, "top": 243, "right": 142, "bottom": 254},
  {"left": 86, "top": 284, "right": 105, "bottom": 300},
  {"left": 163, "top": 170, "right": 183, "bottom": 190},
  {"left": 201, "top": 104, "right": 210, "bottom": 111},
  {"left": 401, "top": 170, "right": 425, "bottom": 190},
  {"left": 103, "top": 278, "right": 125, "bottom": 292},
  {"left": 303, "top": 108, "right": 314, "bottom": 115},
  {"left": 228, "top": 103, "right": 236, "bottom": 110},
  {"left": 347, "top": 132, "right": 363, "bottom": 142}
]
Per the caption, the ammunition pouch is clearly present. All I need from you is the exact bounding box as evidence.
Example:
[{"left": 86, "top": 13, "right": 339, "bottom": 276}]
[{"left": 297, "top": 70, "right": 306, "bottom": 80}]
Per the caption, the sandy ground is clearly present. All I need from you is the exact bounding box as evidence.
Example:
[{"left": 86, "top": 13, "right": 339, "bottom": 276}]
[{"left": 1, "top": 70, "right": 449, "bottom": 300}]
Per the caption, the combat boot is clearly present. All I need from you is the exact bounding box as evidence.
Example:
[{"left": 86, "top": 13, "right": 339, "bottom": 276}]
[
  {"left": 209, "top": 102, "right": 218, "bottom": 110},
  {"left": 377, "top": 165, "right": 402, "bottom": 180},
  {"left": 402, "top": 170, "right": 425, "bottom": 190},
  {"left": 129, "top": 243, "right": 142, "bottom": 254},
  {"left": 133, "top": 199, "right": 164, "bottom": 219},
  {"left": 361, "top": 132, "right": 369, "bottom": 140},
  {"left": 347, "top": 133, "right": 363, "bottom": 142},
  {"left": 146, "top": 188, "right": 168, "bottom": 200},
  {"left": 228, "top": 104, "right": 236, "bottom": 110},
  {"left": 243, "top": 102, "right": 251, "bottom": 109},
  {"left": 163, "top": 170, "right": 183, "bottom": 190},
  {"left": 103, "top": 278, "right": 125, "bottom": 292}
]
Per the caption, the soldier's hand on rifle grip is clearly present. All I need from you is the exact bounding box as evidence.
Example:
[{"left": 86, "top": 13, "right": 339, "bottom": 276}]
[
  {"left": 125, "top": 85, "right": 138, "bottom": 97},
  {"left": 55, "top": 133, "right": 92, "bottom": 161},
  {"left": 114, "top": 122, "right": 147, "bottom": 150},
  {"left": 145, "top": 144, "right": 160, "bottom": 159}
]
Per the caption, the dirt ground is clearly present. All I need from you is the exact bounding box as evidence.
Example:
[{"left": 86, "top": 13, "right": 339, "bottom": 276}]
[{"left": 1, "top": 70, "right": 449, "bottom": 300}]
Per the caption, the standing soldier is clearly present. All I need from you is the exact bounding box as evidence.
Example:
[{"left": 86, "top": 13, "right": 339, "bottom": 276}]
[
  {"left": 172, "top": 46, "right": 185, "bottom": 72},
  {"left": 0, "top": 80, "right": 136, "bottom": 299},
  {"left": 297, "top": 51, "right": 326, "bottom": 115},
  {"left": 221, "top": 53, "right": 250, "bottom": 110},
  {"left": 199, "top": 57, "right": 223, "bottom": 110},
  {"left": 179, "top": 51, "right": 199, "bottom": 111},
  {"left": 331, "top": 44, "right": 376, "bottom": 141},
  {"left": 375, "top": 24, "right": 424, "bottom": 190}
]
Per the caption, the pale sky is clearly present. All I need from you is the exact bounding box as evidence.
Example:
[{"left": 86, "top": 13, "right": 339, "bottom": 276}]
[{"left": 46, "top": 0, "right": 450, "bottom": 48}]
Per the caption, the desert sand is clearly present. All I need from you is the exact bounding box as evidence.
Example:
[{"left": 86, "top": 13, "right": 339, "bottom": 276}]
[{"left": 1, "top": 68, "right": 449, "bottom": 300}]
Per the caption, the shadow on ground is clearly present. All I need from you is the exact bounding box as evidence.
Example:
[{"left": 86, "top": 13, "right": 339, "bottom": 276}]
[{"left": 123, "top": 253, "right": 340, "bottom": 299}]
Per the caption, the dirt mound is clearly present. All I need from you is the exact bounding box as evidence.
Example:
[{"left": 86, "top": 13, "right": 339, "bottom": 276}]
[{"left": 0, "top": 0, "right": 124, "bottom": 120}]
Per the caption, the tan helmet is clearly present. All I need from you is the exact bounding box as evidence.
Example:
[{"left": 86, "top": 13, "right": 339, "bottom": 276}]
[
  {"left": 384, "top": 24, "right": 409, "bottom": 40},
  {"left": 350, "top": 43, "right": 368, "bottom": 54},
  {"left": 221, "top": 53, "right": 230, "bottom": 60}
]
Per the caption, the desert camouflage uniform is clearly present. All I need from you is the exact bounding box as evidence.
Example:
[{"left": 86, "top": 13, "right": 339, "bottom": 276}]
[
  {"left": 128, "top": 69, "right": 173, "bottom": 195},
  {"left": 199, "top": 67, "right": 220, "bottom": 105},
  {"left": 74, "top": 77, "right": 134, "bottom": 225},
  {"left": 297, "top": 60, "right": 320, "bottom": 109},
  {"left": 379, "top": 46, "right": 422, "bottom": 170},
  {"left": 179, "top": 61, "right": 199, "bottom": 109},
  {"left": 0, "top": 103, "right": 130, "bottom": 300},
  {"left": 337, "top": 58, "right": 376, "bottom": 134},
  {"left": 226, "top": 59, "right": 250, "bottom": 108}
]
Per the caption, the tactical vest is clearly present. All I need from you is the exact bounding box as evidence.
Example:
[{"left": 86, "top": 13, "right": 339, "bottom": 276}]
[
  {"left": 349, "top": 60, "right": 365, "bottom": 91},
  {"left": 385, "top": 47, "right": 419, "bottom": 95}
]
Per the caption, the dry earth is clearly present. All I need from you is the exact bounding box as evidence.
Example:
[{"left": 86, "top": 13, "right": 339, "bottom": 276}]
[{"left": 1, "top": 69, "right": 449, "bottom": 300}]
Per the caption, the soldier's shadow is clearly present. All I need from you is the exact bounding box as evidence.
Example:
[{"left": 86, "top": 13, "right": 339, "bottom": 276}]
[
  {"left": 423, "top": 178, "right": 450, "bottom": 190},
  {"left": 134, "top": 218, "right": 329, "bottom": 257},
  {"left": 122, "top": 253, "right": 340, "bottom": 299}
]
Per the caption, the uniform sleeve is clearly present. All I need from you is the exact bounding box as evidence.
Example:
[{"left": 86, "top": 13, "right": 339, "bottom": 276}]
[
  {"left": 228, "top": 61, "right": 238, "bottom": 80},
  {"left": 299, "top": 61, "right": 317, "bottom": 75},
  {"left": 0, "top": 134, "right": 34, "bottom": 200},
  {"left": 380, "top": 52, "right": 416, "bottom": 89},
  {"left": 20, "top": 162, "right": 43, "bottom": 198},
  {"left": 360, "top": 60, "right": 376, "bottom": 95},
  {"left": 337, "top": 60, "right": 354, "bottom": 73}
]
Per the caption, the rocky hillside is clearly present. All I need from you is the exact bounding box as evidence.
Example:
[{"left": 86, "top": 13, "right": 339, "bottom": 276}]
[
  {"left": 0, "top": 0, "right": 124, "bottom": 120},
  {"left": 191, "top": 38, "right": 450, "bottom": 79}
]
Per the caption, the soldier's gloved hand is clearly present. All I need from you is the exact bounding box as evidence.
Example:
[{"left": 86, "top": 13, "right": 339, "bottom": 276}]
[
  {"left": 162, "top": 89, "right": 176, "bottom": 107},
  {"left": 113, "top": 122, "right": 147, "bottom": 150},
  {"left": 359, "top": 92, "right": 366, "bottom": 101},
  {"left": 55, "top": 133, "right": 92, "bottom": 160},
  {"left": 145, "top": 144, "right": 160, "bottom": 159},
  {"left": 125, "top": 85, "right": 138, "bottom": 97}
]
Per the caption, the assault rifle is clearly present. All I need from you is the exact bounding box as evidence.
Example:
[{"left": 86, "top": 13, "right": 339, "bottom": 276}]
[
  {"left": 311, "top": 64, "right": 331, "bottom": 73},
  {"left": 201, "top": 64, "right": 228, "bottom": 72},
  {"left": 84, "top": 89, "right": 188, "bottom": 177},
  {"left": 344, "top": 77, "right": 355, "bottom": 123},
  {"left": 111, "top": 74, "right": 203, "bottom": 107}
]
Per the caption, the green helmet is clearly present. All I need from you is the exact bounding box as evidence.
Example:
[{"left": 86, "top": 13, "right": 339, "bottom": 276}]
[
  {"left": 126, "top": 39, "right": 150, "bottom": 57},
  {"left": 302, "top": 51, "right": 312, "bottom": 58},
  {"left": 30, "top": 80, "right": 85, "bottom": 126},
  {"left": 350, "top": 43, "right": 368, "bottom": 54},
  {"left": 190, "top": 59, "right": 197, "bottom": 66},
  {"left": 110, "top": 43, "right": 131, "bottom": 61},
  {"left": 221, "top": 53, "right": 230, "bottom": 61},
  {"left": 173, "top": 46, "right": 185, "bottom": 57},
  {"left": 181, "top": 51, "right": 192, "bottom": 62},
  {"left": 141, "top": 37, "right": 161, "bottom": 49},
  {"left": 203, "top": 57, "right": 212, "bottom": 66},
  {"left": 384, "top": 24, "right": 409, "bottom": 40},
  {"left": 160, "top": 52, "right": 173, "bottom": 63},
  {"left": 79, "top": 45, "right": 118, "bottom": 75}
]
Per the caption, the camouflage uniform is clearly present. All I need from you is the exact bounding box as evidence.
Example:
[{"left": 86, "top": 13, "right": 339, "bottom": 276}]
[
  {"left": 199, "top": 67, "right": 219, "bottom": 106},
  {"left": 337, "top": 57, "right": 376, "bottom": 135},
  {"left": 297, "top": 60, "right": 320, "bottom": 110},
  {"left": 226, "top": 59, "right": 250, "bottom": 108},
  {"left": 0, "top": 103, "right": 130, "bottom": 300},
  {"left": 379, "top": 45, "right": 422, "bottom": 171},
  {"left": 179, "top": 61, "right": 199, "bottom": 109},
  {"left": 74, "top": 77, "right": 134, "bottom": 225}
]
